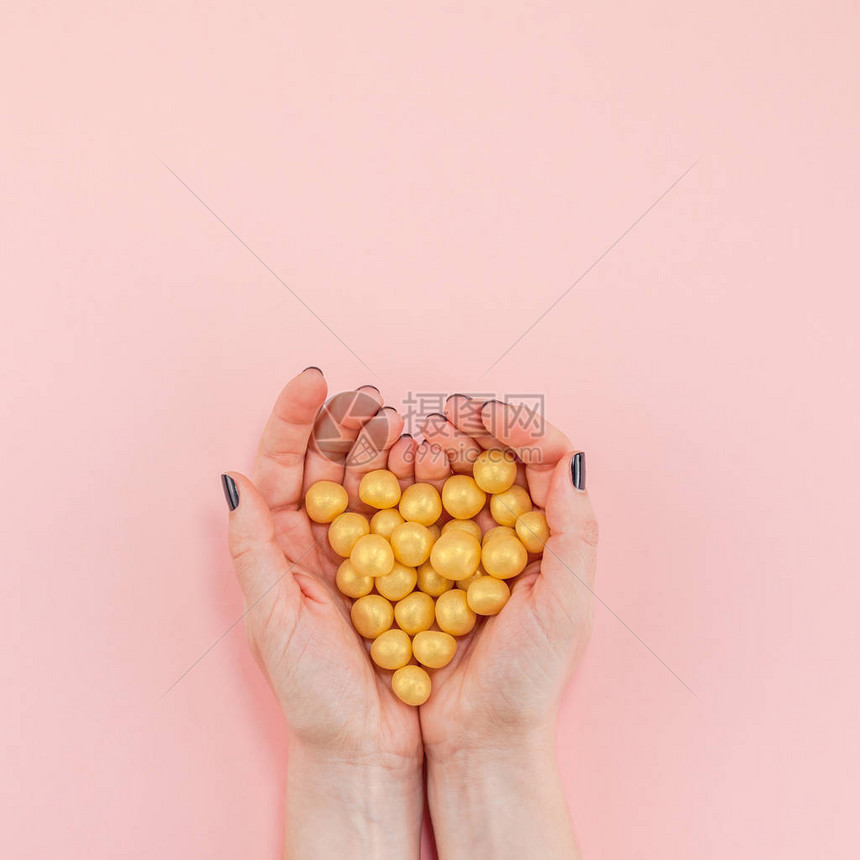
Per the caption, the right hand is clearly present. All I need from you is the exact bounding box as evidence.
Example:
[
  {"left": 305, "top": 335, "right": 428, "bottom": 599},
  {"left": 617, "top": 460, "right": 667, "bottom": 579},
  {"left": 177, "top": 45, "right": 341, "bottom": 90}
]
[{"left": 222, "top": 369, "right": 423, "bottom": 769}]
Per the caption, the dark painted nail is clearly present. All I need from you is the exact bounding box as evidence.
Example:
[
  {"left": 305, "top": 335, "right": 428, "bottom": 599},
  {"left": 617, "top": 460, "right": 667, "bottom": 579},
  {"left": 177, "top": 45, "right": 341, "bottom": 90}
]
[
  {"left": 480, "top": 399, "right": 505, "bottom": 410},
  {"left": 221, "top": 474, "right": 239, "bottom": 510},
  {"left": 357, "top": 383, "right": 380, "bottom": 392},
  {"left": 425, "top": 412, "right": 447, "bottom": 420},
  {"left": 446, "top": 392, "right": 468, "bottom": 401},
  {"left": 571, "top": 452, "right": 586, "bottom": 491},
  {"left": 303, "top": 366, "right": 323, "bottom": 375},
  {"left": 400, "top": 433, "right": 413, "bottom": 439}
]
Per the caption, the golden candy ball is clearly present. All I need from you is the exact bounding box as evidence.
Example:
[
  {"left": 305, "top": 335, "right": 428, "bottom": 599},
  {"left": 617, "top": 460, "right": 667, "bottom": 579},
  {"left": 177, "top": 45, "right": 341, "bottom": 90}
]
[
  {"left": 370, "top": 629, "right": 412, "bottom": 670},
  {"left": 473, "top": 448, "right": 517, "bottom": 494},
  {"left": 392, "top": 665, "right": 431, "bottom": 706},
  {"left": 370, "top": 508, "right": 405, "bottom": 539},
  {"left": 516, "top": 510, "right": 550, "bottom": 553},
  {"left": 351, "top": 594, "right": 394, "bottom": 639},
  {"left": 467, "top": 576, "right": 511, "bottom": 615},
  {"left": 335, "top": 559, "right": 373, "bottom": 598},
  {"left": 394, "top": 591, "right": 435, "bottom": 635},
  {"left": 412, "top": 630, "right": 457, "bottom": 669},
  {"left": 441, "top": 475, "right": 487, "bottom": 520},
  {"left": 328, "top": 512, "right": 370, "bottom": 557},
  {"left": 430, "top": 530, "right": 482, "bottom": 581},
  {"left": 375, "top": 562, "right": 418, "bottom": 601},
  {"left": 490, "top": 484, "right": 533, "bottom": 527},
  {"left": 350, "top": 533, "right": 395, "bottom": 578},
  {"left": 304, "top": 480, "right": 349, "bottom": 523},
  {"left": 390, "top": 521, "right": 434, "bottom": 567},
  {"left": 359, "top": 469, "right": 402, "bottom": 509},
  {"left": 482, "top": 535, "right": 528, "bottom": 580},
  {"left": 441, "top": 518, "right": 483, "bottom": 542},
  {"left": 417, "top": 560, "right": 454, "bottom": 597},
  {"left": 398, "top": 482, "right": 443, "bottom": 526},
  {"left": 435, "top": 588, "right": 477, "bottom": 636},
  {"left": 481, "top": 525, "right": 518, "bottom": 546}
]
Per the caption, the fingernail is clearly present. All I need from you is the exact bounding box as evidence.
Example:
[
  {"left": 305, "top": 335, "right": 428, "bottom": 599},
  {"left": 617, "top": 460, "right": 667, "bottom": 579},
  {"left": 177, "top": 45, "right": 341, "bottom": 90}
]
[
  {"left": 357, "top": 383, "right": 380, "bottom": 393},
  {"left": 221, "top": 474, "right": 239, "bottom": 510},
  {"left": 571, "top": 452, "right": 586, "bottom": 491},
  {"left": 303, "top": 366, "right": 323, "bottom": 375},
  {"left": 445, "top": 392, "right": 467, "bottom": 401},
  {"left": 480, "top": 399, "right": 505, "bottom": 411},
  {"left": 400, "top": 432, "right": 413, "bottom": 439}
]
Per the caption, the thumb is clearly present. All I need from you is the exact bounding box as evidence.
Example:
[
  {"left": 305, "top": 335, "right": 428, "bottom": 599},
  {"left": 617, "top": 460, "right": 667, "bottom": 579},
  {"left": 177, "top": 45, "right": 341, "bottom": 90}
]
[
  {"left": 221, "top": 472, "right": 298, "bottom": 609},
  {"left": 533, "top": 452, "right": 598, "bottom": 614}
]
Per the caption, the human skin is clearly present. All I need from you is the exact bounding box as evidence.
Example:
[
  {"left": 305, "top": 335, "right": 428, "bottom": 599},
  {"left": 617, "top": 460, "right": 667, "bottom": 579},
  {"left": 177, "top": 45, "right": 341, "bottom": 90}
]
[
  {"left": 223, "top": 371, "right": 597, "bottom": 859},
  {"left": 222, "top": 369, "right": 423, "bottom": 859},
  {"left": 416, "top": 396, "right": 598, "bottom": 859}
]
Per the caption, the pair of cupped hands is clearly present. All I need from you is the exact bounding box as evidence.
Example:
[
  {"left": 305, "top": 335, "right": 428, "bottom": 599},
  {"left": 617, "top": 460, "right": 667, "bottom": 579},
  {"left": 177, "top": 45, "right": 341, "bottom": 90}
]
[{"left": 223, "top": 367, "right": 598, "bottom": 773}]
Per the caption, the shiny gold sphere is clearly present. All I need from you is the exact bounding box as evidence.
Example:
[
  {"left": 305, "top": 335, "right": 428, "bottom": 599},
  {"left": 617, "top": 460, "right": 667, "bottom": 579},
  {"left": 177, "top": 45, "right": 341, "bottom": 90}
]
[
  {"left": 350, "top": 533, "right": 395, "bottom": 577},
  {"left": 481, "top": 525, "right": 517, "bottom": 545},
  {"left": 391, "top": 665, "right": 431, "bottom": 706},
  {"left": 412, "top": 630, "right": 457, "bottom": 669},
  {"left": 350, "top": 594, "right": 394, "bottom": 638},
  {"left": 335, "top": 559, "right": 373, "bottom": 598},
  {"left": 389, "top": 521, "right": 434, "bottom": 567},
  {"left": 393, "top": 591, "right": 435, "bottom": 634},
  {"left": 398, "top": 482, "right": 442, "bottom": 526},
  {"left": 359, "top": 469, "right": 402, "bottom": 509},
  {"left": 441, "top": 518, "right": 483, "bottom": 542},
  {"left": 370, "top": 629, "right": 412, "bottom": 670},
  {"left": 466, "top": 575, "right": 511, "bottom": 615},
  {"left": 370, "top": 508, "right": 404, "bottom": 539},
  {"left": 441, "top": 475, "right": 487, "bottom": 520},
  {"left": 304, "top": 480, "right": 349, "bottom": 523},
  {"left": 434, "top": 588, "right": 477, "bottom": 636},
  {"left": 489, "top": 484, "right": 533, "bottom": 527},
  {"left": 375, "top": 561, "right": 418, "bottom": 601},
  {"left": 429, "top": 530, "right": 482, "bottom": 581},
  {"left": 416, "top": 560, "right": 454, "bottom": 597},
  {"left": 328, "top": 512, "right": 370, "bottom": 557},
  {"left": 516, "top": 510, "right": 550, "bottom": 553},
  {"left": 473, "top": 448, "right": 517, "bottom": 494},
  {"left": 481, "top": 534, "right": 528, "bottom": 579}
]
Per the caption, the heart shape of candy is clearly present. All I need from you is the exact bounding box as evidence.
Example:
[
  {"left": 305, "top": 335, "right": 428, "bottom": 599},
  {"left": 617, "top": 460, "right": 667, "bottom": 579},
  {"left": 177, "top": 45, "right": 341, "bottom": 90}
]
[{"left": 303, "top": 448, "right": 550, "bottom": 706}]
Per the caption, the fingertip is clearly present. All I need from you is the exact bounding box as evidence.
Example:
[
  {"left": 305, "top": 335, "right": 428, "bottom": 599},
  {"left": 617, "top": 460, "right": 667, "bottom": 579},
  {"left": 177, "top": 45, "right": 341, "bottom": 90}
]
[{"left": 221, "top": 472, "right": 240, "bottom": 511}]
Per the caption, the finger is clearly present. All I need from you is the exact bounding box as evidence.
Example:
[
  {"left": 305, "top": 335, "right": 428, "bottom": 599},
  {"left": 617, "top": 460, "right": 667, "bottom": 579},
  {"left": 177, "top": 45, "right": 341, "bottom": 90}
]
[
  {"left": 253, "top": 368, "right": 329, "bottom": 513},
  {"left": 480, "top": 400, "right": 572, "bottom": 506},
  {"left": 444, "top": 394, "right": 499, "bottom": 449},
  {"left": 420, "top": 412, "right": 483, "bottom": 474},
  {"left": 533, "top": 453, "right": 597, "bottom": 620},
  {"left": 387, "top": 434, "right": 418, "bottom": 488},
  {"left": 301, "top": 387, "right": 385, "bottom": 490},
  {"left": 343, "top": 407, "right": 405, "bottom": 501},
  {"left": 222, "top": 472, "right": 300, "bottom": 611},
  {"left": 413, "top": 441, "right": 451, "bottom": 491}
]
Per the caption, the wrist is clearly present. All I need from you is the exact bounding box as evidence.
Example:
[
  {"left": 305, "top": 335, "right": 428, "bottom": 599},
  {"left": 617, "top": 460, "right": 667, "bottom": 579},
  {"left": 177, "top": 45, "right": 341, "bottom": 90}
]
[
  {"left": 425, "top": 718, "right": 556, "bottom": 769},
  {"left": 285, "top": 741, "right": 423, "bottom": 860},
  {"left": 425, "top": 723, "right": 579, "bottom": 860},
  {"left": 289, "top": 734, "right": 424, "bottom": 778}
]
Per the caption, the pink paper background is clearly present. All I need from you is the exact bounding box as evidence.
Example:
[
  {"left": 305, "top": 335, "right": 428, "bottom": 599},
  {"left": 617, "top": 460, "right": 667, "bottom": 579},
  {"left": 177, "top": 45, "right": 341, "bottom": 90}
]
[{"left": 2, "top": 2, "right": 858, "bottom": 857}]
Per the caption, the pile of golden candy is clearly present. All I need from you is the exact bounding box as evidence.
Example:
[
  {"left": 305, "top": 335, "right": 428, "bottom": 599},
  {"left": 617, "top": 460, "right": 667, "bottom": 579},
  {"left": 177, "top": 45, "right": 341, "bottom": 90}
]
[{"left": 304, "top": 449, "right": 549, "bottom": 706}]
